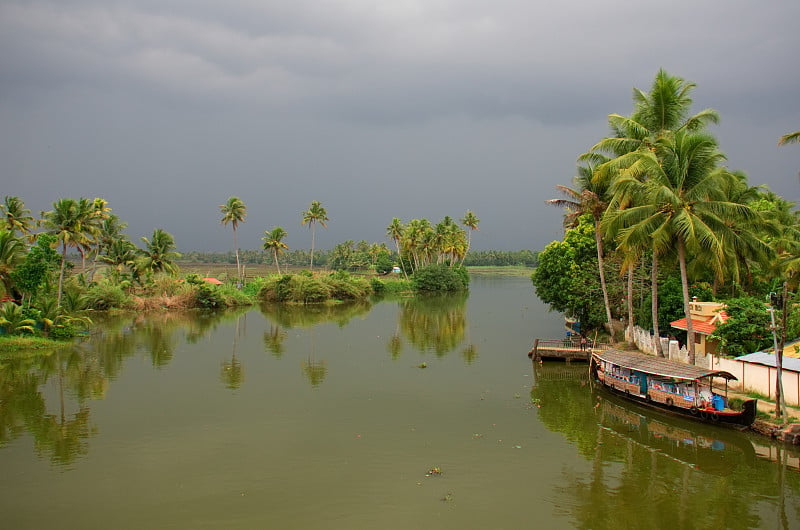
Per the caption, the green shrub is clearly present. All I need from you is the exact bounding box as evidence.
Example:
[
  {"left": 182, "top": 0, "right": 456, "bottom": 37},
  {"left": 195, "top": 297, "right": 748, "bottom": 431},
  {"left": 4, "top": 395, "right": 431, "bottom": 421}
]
[
  {"left": 412, "top": 264, "right": 468, "bottom": 292},
  {"left": 291, "top": 275, "right": 331, "bottom": 304},
  {"left": 322, "top": 272, "right": 371, "bottom": 300},
  {"left": 49, "top": 322, "right": 76, "bottom": 340},
  {"left": 0, "top": 302, "right": 36, "bottom": 335},
  {"left": 151, "top": 275, "right": 187, "bottom": 296},
  {"left": 374, "top": 254, "right": 393, "bottom": 275},
  {"left": 370, "top": 277, "right": 385, "bottom": 294},
  {"left": 194, "top": 283, "right": 224, "bottom": 309},
  {"left": 86, "top": 281, "right": 131, "bottom": 310},
  {"left": 217, "top": 285, "right": 253, "bottom": 306}
]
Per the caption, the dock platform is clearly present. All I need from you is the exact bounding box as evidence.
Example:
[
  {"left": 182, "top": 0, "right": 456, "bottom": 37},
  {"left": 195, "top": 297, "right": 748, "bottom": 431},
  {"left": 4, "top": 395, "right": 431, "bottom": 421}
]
[{"left": 527, "top": 338, "right": 607, "bottom": 362}]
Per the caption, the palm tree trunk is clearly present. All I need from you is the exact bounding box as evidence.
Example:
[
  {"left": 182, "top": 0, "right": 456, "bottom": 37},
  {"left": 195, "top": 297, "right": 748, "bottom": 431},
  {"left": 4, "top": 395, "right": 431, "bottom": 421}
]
[
  {"left": 233, "top": 227, "right": 241, "bottom": 284},
  {"left": 776, "top": 281, "right": 789, "bottom": 422},
  {"left": 57, "top": 242, "right": 67, "bottom": 308},
  {"left": 310, "top": 223, "right": 316, "bottom": 271},
  {"left": 274, "top": 250, "right": 281, "bottom": 275},
  {"left": 594, "top": 220, "right": 614, "bottom": 340},
  {"left": 651, "top": 252, "right": 663, "bottom": 357},
  {"left": 395, "top": 240, "right": 408, "bottom": 280},
  {"left": 677, "top": 238, "right": 696, "bottom": 364},
  {"left": 627, "top": 263, "right": 634, "bottom": 344}
]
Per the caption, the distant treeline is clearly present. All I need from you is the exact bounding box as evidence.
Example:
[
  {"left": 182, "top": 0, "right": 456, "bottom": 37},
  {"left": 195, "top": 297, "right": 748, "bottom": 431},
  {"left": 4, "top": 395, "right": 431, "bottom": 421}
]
[{"left": 181, "top": 248, "right": 539, "bottom": 268}]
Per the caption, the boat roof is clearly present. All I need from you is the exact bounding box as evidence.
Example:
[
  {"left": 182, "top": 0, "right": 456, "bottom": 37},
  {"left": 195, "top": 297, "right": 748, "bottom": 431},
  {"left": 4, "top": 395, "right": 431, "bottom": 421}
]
[{"left": 593, "top": 349, "right": 738, "bottom": 381}]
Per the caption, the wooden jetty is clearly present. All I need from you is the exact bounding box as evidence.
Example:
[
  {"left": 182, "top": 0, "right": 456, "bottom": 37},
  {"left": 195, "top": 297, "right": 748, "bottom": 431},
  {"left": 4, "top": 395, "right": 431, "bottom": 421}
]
[{"left": 527, "top": 338, "right": 607, "bottom": 362}]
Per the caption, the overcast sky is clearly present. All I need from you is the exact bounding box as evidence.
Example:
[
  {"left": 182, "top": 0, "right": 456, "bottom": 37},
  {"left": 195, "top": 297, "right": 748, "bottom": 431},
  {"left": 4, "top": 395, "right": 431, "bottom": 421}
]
[{"left": 2, "top": 1, "right": 798, "bottom": 254}]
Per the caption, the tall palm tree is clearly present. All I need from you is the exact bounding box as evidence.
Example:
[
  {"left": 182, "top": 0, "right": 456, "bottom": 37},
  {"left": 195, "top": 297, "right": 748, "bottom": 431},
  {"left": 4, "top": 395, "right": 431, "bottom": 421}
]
[
  {"left": 459, "top": 210, "right": 480, "bottom": 265},
  {"left": 0, "top": 229, "right": 25, "bottom": 298},
  {"left": 386, "top": 218, "right": 408, "bottom": 279},
  {"left": 220, "top": 197, "right": 247, "bottom": 283},
  {"left": 1, "top": 196, "right": 35, "bottom": 237},
  {"left": 42, "top": 198, "right": 86, "bottom": 307},
  {"left": 547, "top": 162, "right": 616, "bottom": 338},
  {"left": 262, "top": 226, "right": 289, "bottom": 275},
  {"left": 301, "top": 200, "right": 328, "bottom": 271},
  {"left": 138, "top": 228, "right": 181, "bottom": 277},
  {"left": 606, "top": 130, "right": 760, "bottom": 363},
  {"left": 592, "top": 70, "right": 722, "bottom": 356}
]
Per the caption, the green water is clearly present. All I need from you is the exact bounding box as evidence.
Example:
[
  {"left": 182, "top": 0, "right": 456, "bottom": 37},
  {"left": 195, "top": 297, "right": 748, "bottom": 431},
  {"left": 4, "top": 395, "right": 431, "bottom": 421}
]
[{"left": 1, "top": 276, "right": 798, "bottom": 529}]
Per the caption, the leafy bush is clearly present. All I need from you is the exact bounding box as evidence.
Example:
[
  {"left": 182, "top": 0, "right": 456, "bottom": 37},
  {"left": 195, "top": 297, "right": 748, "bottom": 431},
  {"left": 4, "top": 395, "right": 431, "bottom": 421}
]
[
  {"left": 412, "top": 264, "right": 468, "bottom": 292},
  {"left": 49, "top": 322, "right": 76, "bottom": 340},
  {"left": 321, "top": 272, "right": 371, "bottom": 300},
  {"left": 86, "top": 281, "right": 131, "bottom": 310},
  {"left": 374, "top": 253, "right": 393, "bottom": 275},
  {"left": 257, "top": 272, "right": 376, "bottom": 304},
  {"left": 150, "top": 275, "right": 188, "bottom": 296},
  {"left": 194, "top": 283, "right": 224, "bottom": 309},
  {"left": 710, "top": 297, "right": 772, "bottom": 357},
  {"left": 290, "top": 275, "right": 331, "bottom": 304},
  {"left": 217, "top": 285, "right": 253, "bottom": 306},
  {"left": 0, "top": 302, "right": 36, "bottom": 335},
  {"left": 370, "top": 277, "right": 385, "bottom": 294}
]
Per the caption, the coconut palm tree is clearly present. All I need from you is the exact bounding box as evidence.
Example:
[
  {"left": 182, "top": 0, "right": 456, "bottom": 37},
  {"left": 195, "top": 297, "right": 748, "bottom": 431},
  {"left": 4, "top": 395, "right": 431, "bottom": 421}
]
[
  {"left": 301, "top": 200, "right": 328, "bottom": 271},
  {"left": 99, "top": 238, "right": 138, "bottom": 283},
  {"left": 592, "top": 70, "right": 723, "bottom": 356},
  {"left": 1, "top": 196, "right": 35, "bottom": 237},
  {"left": 459, "top": 210, "right": 479, "bottom": 265},
  {"left": 138, "top": 228, "right": 181, "bottom": 277},
  {"left": 606, "top": 130, "right": 762, "bottom": 363},
  {"left": 220, "top": 197, "right": 247, "bottom": 283},
  {"left": 262, "top": 226, "right": 289, "bottom": 275},
  {"left": 386, "top": 218, "right": 408, "bottom": 279},
  {"left": 42, "top": 198, "right": 86, "bottom": 307},
  {"left": 0, "top": 229, "right": 25, "bottom": 299},
  {"left": 547, "top": 162, "right": 616, "bottom": 338}
]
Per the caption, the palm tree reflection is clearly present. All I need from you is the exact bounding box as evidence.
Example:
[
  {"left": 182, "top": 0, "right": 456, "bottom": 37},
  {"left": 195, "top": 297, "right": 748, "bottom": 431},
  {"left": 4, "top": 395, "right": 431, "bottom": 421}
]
[{"left": 220, "top": 315, "right": 244, "bottom": 390}]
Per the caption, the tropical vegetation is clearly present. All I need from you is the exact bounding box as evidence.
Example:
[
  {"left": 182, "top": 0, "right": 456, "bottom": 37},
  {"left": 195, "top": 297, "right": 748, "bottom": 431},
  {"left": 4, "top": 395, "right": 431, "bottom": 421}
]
[{"left": 534, "top": 69, "right": 799, "bottom": 365}]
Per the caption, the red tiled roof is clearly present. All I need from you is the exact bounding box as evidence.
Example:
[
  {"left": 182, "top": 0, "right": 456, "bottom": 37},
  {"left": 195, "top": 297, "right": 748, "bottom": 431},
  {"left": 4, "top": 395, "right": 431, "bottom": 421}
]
[
  {"left": 203, "top": 277, "right": 224, "bottom": 285},
  {"left": 670, "top": 311, "right": 728, "bottom": 335}
]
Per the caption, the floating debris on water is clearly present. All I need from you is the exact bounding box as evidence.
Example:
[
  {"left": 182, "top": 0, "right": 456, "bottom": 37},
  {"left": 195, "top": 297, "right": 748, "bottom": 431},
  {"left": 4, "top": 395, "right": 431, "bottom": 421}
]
[{"left": 425, "top": 466, "right": 442, "bottom": 477}]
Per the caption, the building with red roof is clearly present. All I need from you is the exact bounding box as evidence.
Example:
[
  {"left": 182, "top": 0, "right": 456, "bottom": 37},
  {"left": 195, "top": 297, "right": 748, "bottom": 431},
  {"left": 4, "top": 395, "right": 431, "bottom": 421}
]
[{"left": 670, "top": 300, "right": 728, "bottom": 357}]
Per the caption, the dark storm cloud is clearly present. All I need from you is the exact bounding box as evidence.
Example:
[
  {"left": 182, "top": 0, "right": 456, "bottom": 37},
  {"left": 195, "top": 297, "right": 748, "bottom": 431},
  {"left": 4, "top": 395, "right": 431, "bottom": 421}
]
[{"left": 1, "top": 1, "right": 798, "bottom": 253}]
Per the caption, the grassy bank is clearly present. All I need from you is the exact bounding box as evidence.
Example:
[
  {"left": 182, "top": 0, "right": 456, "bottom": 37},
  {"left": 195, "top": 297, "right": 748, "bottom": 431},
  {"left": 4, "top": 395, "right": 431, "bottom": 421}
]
[
  {"left": 0, "top": 335, "right": 65, "bottom": 357},
  {"left": 466, "top": 266, "right": 534, "bottom": 276}
]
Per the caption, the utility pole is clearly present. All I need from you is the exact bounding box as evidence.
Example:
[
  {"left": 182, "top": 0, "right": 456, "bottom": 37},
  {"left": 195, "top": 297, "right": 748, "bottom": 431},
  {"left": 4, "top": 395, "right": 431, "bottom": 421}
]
[{"left": 769, "top": 290, "right": 788, "bottom": 424}]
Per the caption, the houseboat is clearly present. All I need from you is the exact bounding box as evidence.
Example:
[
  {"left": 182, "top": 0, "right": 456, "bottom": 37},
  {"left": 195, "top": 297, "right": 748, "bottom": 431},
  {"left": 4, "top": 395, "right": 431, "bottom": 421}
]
[{"left": 590, "top": 349, "right": 757, "bottom": 427}]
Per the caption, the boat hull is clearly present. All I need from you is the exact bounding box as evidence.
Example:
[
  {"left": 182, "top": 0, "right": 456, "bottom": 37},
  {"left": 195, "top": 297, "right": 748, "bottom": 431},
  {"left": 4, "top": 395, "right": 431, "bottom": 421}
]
[{"left": 590, "top": 358, "right": 757, "bottom": 427}]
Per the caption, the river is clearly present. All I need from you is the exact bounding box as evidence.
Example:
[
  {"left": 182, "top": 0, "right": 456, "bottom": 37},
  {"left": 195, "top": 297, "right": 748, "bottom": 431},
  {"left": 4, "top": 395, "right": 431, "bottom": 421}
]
[{"left": 1, "top": 275, "right": 798, "bottom": 529}]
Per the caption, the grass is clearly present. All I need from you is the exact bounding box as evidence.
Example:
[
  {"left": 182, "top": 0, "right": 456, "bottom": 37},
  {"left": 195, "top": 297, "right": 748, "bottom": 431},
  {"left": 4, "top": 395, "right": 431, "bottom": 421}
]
[
  {"left": 0, "top": 335, "right": 64, "bottom": 357},
  {"left": 466, "top": 266, "right": 534, "bottom": 276}
]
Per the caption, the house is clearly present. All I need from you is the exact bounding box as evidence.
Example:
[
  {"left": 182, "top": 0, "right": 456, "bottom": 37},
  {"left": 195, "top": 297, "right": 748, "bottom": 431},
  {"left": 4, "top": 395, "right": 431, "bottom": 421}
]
[{"left": 670, "top": 300, "right": 728, "bottom": 357}]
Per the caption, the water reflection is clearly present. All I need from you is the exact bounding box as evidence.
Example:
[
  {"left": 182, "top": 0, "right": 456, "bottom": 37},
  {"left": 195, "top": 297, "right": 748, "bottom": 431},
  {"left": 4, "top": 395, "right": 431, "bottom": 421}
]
[
  {"left": 395, "top": 291, "right": 471, "bottom": 357},
  {"left": 0, "top": 347, "right": 96, "bottom": 466},
  {"left": 0, "top": 309, "right": 243, "bottom": 467},
  {"left": 220, "top": 314, "right": 245, "bottom": 390},
  {"left": 259, "top": 300, "right": 372, "bottom": 329},
  {"left": 263, "top": 324, "right": 288, "bottom": 358},
  {"left": 531, "top": 361, "right": 800, "bottom": 529}
]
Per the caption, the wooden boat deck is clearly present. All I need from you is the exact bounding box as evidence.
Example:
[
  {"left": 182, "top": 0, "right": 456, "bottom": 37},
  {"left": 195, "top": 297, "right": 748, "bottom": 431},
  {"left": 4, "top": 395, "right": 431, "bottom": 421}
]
[{"left": 528, "top": 338, "right": 608, "bottom": 362}]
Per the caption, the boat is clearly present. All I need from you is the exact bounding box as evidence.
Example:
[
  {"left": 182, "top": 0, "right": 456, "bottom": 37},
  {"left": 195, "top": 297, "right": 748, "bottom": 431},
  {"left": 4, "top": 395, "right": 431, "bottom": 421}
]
[{"left": 589, "top": 348, "right": 757, "bottom": 427}]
